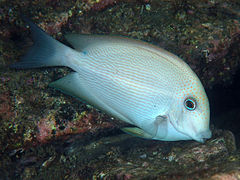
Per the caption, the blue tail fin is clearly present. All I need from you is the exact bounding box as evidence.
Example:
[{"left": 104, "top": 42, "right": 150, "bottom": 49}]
[{"left": 10, "top": 18, "right": 69, "bottom": 69}]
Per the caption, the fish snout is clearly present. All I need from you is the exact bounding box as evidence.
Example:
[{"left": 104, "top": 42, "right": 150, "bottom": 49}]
[{"left": 194, "top": 129, "right": 212, "bottom": 143}]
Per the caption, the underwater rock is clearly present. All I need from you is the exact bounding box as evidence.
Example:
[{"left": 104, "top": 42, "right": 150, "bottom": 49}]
[
  {"left": 209, "top": 170, "right": 240, "bottom": 180},
  {"left": 0, "top": 0, "right": 239, "bottom": 152},
  {"left": 0, "top": 0, "right": 240, "bottom": 179},
  {"left": 2, "top": 128, "right": 237, "bottom": 179}
]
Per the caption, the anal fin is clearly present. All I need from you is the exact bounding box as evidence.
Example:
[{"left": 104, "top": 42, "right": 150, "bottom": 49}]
[
  {"left": 121, "top": 127, "right": 153, "bottom": 139},
  {"left": 122, "top": 115, "right": 168, "bottom": 140}
]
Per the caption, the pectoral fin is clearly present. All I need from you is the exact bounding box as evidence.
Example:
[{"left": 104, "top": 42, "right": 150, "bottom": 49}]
[
  {"left": 154, "top": 115, "right": 168, "bottom": 139},
  {"left": 122, "top": 115, "right": 168, "bottom": 140},
  {"left": 121, "top": 127, "right": 153, "bottom": 139}
]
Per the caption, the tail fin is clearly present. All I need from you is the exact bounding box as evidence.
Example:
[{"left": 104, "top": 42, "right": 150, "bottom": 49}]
[{"left": 10, "top": 18, "right": 69, "bottom": 69}]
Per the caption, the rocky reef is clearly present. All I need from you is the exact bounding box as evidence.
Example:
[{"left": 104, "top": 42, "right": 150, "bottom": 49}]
[{"left": 0, "top": 0, "right": 240, "bottom": 179}]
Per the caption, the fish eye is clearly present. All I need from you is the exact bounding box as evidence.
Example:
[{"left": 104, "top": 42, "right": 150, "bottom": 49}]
[{"left": 184, "top": 98, "right": 196, "bottom": 111}]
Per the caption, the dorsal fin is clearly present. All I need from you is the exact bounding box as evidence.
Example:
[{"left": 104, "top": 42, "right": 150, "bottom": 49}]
[{"left": 65, "top": 34, "right": 140, "bottom": 51}]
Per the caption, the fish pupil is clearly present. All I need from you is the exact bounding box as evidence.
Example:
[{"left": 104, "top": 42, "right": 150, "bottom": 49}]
[{"left": 184, "top": 98, "right": 196, "bottom": 111}]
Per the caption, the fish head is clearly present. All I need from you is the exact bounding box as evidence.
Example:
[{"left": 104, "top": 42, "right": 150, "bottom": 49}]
[{"left": 169, "top": 77, "right": 211, "bottom": 143}]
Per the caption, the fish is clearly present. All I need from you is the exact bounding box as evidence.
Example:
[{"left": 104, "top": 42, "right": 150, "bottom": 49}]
[{"left": 11, "top": 19, "right": 212, "bottom": 143}]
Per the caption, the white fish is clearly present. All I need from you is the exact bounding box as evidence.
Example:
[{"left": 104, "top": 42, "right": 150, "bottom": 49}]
[{"left": 11, "top": 20, "right": 212, "bottom": 142}]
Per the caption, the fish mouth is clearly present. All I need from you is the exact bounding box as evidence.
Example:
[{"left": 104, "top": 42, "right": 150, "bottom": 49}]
[{"left": 193, "top": 129, "right": 212, "bottom": 143}]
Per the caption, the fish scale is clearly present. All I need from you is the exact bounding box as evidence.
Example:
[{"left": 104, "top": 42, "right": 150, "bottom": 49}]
[{"left": 80, "top": 53, "right": 172, "bottom": 110}]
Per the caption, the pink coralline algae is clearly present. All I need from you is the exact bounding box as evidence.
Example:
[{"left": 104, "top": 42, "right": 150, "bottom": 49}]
[
  {"left": 36, "top": 117, "right": 55, "bottom": 143},
  {"left": 88, "top": 0, "right": 150, "bottom": 11},
  {"left": 207, "top": 20, "right": 240, "bottom": 63},
  {"left": 0, "top": 92, "right": 15, "bottom": 121},
  {"left": 36, "top": 111, "right": 114, "bottom": 144},
  {"left": 92, "top": 0, "right": 117, "bottom": 11},
  {"left": 83, "top": 0, "right": 119, "bottom": 11},
  {"left": 38, "top": 12, "right": 70, "bottom": 35}
]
